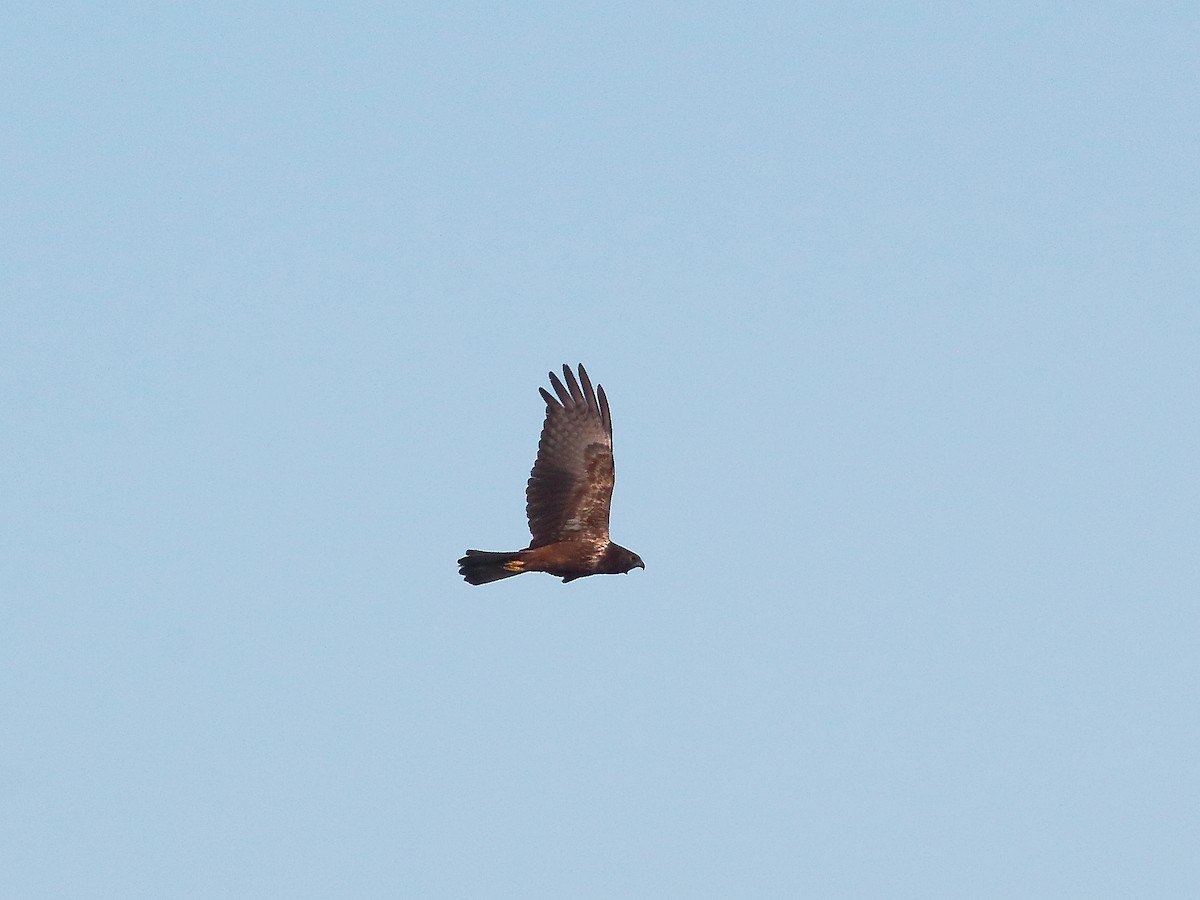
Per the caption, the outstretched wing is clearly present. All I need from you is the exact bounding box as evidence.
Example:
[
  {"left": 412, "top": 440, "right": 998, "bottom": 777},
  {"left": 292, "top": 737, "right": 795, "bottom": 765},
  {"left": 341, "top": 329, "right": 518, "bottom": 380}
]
[{"left": 526, "top": 364, "right": 615, "bottom": 548}]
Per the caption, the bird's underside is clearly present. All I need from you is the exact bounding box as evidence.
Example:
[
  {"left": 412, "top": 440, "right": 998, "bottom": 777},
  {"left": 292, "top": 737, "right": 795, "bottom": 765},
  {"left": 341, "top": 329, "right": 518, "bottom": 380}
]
[{"left": 457, "top": 364, "right": 644, "bottom": 585}]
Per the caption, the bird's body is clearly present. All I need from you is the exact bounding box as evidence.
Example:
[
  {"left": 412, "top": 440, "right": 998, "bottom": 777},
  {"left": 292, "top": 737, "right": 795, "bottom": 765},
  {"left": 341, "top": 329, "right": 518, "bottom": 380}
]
[{"left": 457, "top": 364, "right": 644, "bottom": 585}]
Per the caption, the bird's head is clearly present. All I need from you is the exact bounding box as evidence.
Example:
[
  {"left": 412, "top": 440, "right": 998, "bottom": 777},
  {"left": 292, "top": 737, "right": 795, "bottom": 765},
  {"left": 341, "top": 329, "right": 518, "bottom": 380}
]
[{"left": 608, "top": 544, "right": 644, "bottom": 574}]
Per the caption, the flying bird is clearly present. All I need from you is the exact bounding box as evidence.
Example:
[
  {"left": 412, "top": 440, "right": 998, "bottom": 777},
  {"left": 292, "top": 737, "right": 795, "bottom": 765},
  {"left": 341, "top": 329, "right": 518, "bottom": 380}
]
[{"left": 458, "top": 364, "right": 645, "bottom": 585}]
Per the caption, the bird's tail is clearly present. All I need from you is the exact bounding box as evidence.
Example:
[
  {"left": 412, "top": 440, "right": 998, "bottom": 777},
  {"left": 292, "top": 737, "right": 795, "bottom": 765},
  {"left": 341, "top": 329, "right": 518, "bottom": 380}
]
[{"left": 457, "top": 549, "right": 526, "bottom": 585}]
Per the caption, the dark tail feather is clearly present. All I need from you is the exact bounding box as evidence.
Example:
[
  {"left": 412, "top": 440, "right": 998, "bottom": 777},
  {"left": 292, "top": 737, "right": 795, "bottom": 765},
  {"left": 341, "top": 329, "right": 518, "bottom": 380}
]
[{"left": 458, "top": 549, "right": 525, "bottom": 585}]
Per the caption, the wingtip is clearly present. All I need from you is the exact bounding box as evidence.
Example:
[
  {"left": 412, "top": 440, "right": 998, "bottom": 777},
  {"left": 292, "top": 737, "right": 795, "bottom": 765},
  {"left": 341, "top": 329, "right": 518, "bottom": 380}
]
[{"left": 545, "top": 363, "right": 605, "bottom": 414}]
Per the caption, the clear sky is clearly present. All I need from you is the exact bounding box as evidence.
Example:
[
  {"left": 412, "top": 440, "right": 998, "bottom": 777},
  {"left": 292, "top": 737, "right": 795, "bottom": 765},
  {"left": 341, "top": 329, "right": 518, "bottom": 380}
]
[{"left": 4, "top": 2, "right": 1197, "bottom": 897}]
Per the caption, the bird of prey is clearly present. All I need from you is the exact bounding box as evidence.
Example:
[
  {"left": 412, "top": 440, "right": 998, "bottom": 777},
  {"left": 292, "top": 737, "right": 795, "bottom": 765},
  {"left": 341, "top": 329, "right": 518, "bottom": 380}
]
[{"left": 458, "top": 364, "right": 645, "bottom": 585}]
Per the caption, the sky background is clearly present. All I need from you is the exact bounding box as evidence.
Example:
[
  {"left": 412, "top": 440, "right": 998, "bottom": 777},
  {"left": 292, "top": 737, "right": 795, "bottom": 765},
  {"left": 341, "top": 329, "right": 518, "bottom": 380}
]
[{"left": 3, "top": 2, "right": 1198, "bottom": 897}]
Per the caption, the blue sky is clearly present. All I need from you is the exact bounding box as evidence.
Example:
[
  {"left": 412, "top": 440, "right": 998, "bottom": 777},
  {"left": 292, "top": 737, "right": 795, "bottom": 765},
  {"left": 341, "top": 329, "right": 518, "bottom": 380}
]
[{"left": 4, "top": 2, "right": 1198, "bottom": 897}]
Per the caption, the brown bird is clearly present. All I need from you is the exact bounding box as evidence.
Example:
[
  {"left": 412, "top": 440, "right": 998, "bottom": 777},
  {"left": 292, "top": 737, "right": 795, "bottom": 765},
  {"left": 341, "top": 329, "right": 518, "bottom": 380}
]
[{"left": 458, "top": 364, "right": 645, "bottom": 585}]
